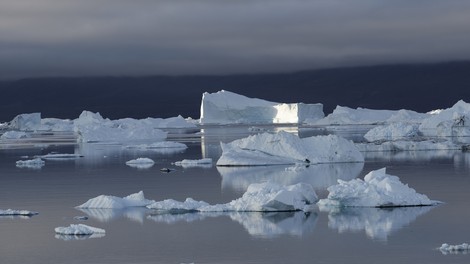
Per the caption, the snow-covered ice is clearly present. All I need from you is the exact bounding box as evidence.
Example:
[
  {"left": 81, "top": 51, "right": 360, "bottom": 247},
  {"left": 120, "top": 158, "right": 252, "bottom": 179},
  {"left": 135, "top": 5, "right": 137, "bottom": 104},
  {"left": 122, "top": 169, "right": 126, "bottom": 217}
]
[
  {"left": 216, "top": 131, "right": 364, "bottom": 166},
  {"left": 174, "top": 158, "right": 213, "bottom": 168},
  {"left": 0, "top": 209, "right": 39, "bottom": 216},
  {"left": 16, "top": 158, "right": 45, "bottom": 169},
  {"left": 317, "top": 168, "right": 439, "bottom": 207},
  {"left": 199, "top": 90, "right": 324, "bottom": 124},
  {"left": 439, "top": 243, "right": 470, "bottom": 254},
  {"left": 8, "top": 113, "right": 41, "bottom": 131},
  {"left": 148, "top": 182, "right": 318, "bottom": 212},
  {"left": 77, "top": 191, "right": 155, "bottom": 209},
  {"left": 364, "top": 122, "right": 420, "bottom": 142},
  {"left": 419, "top": 100, "right": 470, "bottom": 137},
  {"left": 74, "top": 111, "right": 168, "bottom": 143},
  {"left": 126, "top": 158, "right": 155, "bottom": 169},
  {"left": 313, "top": 106, "right": 428, "bottom": 125},
  {"left": 54, "top": 224, "right": 105, "bottom": 236}
]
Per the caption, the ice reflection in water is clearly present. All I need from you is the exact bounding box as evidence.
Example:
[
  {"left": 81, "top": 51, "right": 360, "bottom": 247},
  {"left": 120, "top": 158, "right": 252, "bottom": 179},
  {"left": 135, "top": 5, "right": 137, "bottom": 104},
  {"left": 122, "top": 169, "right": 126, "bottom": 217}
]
[
  {"left": 319, "top": 206, "right": 436, "bottom": 241},
  {"left": 54, "top": 233, "right": 106, "bottom": 241},
  {"left": 217, "top": 162, "right": 364, "bottom": 193},
  {"left": 77, "top": 207, "right": 151, "bottom": 224}
]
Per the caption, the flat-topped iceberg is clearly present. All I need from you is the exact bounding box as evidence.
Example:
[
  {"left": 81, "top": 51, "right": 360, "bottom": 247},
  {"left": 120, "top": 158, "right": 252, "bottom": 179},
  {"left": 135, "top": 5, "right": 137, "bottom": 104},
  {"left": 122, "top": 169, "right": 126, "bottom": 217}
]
[
  {"left": 148, "top": 182, "right": 318, "bottom": 212},
  {"left": 200, "top": 90, "right": 323, "bottom": 124},
  {"left": 318, "top": 168, "right": 439, "bottom": 207},
  {"left": 216, "top": 131, "right": 364, "bottom": 166},
  {"left": 54, "top": 224, "right": 105, "bottom": 236},
  {"left": 77, "top": 191, "right": 155, "bottom": 209}
]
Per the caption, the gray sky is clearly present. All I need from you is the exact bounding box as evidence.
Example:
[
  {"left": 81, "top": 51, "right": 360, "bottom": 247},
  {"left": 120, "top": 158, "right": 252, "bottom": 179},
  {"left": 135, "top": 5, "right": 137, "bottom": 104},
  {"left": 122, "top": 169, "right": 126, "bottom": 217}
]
[{"left": 2, "top": 0, "right": 470, "bottom": 79}]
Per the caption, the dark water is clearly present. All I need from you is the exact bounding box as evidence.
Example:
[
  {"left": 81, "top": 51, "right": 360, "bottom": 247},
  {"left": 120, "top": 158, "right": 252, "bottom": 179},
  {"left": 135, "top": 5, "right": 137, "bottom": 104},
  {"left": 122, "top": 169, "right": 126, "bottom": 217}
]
[{"left": 1, "top": 126, "right": 470, "bottom": 264}]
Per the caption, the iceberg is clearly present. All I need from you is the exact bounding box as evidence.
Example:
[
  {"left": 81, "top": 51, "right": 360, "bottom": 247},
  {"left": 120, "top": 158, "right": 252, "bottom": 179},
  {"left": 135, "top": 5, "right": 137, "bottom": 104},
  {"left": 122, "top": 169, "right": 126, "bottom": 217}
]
[
  {"left": 216, "top": 131, "right": 364, "bottom": 166},
  {"left": 419, "top": 100, "right": 470, "bottom": 138},
  {"left": 16, "top": 158, "right": 45, "bottom": 169},
  {"left": 148, "top": 182, "right": 318, "bottom": 212},
  {"left": 356, "top": 139, "right": 461, "bottom": 152},
  {"left": 364, "top": 122, "right": 420, "bottom": 142},
  {"left": 0, "top": 131, "right": 29, "bottom": 140},
  {"left": 0, "top": 209, "right": 39, "bottom": 216},
  {"left": 77, "top": 191, "right": 155, "bottom": 209},
  {"left": 199, "top": 90, "right": 323, "bottom": 124},
  {"left": 124, "top": 141, "right": 187, "bottom": 150},
  {"left": 54, "top": 224, "right": 105, "bottom": 236},
  {"left": 74, "top": 111, "right": 167, "bottom": 143},
  {"left": 439, "top": 243, "right": 470, "bottom": 255},
  {"left": 317, "top": 168, "right": 439, "bottom": 207},
  {"left": 40, "top": 153, "right": 83, "bottom": 160},
  {"left": 313, "top": 106, "right": 428, "bottom": 125},
  {"left": 8, "top": 113, "right": 41, "bottom": 131},
  {"left": 174, "top": 158, "right": 213, "bottom": 168}
]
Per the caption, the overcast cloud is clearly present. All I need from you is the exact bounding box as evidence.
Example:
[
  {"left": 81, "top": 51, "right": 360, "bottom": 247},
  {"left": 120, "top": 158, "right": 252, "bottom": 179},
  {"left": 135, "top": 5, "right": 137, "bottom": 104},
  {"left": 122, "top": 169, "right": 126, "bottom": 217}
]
[{"left": 1, "top": 0, "right": 470, "bottom": 79}]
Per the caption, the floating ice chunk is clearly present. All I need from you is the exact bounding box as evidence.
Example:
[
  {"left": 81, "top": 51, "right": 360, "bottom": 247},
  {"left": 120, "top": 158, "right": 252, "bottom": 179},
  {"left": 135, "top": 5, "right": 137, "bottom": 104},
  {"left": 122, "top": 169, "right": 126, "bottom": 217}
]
[
  {"left": 419, "top": 100, "right": 470, "bottom": 137},
  {"left": 200, "top": 90, "right": 323, "bottom": 124},
  {"left": 317, "top": 168, "right": 439, "bottom": 207},
  {"left": 0, "top": 209, "right": 39, "bottom": 216},
  {"left": 74, "top": 111, "right": 167, "bottom": 143},
  {"left": 356, "top": 139, "right": 461, "bottom": 152},
  {"left": 0, "top": 131, "right": 29, "bottom": 140},
  {"left": 40, "top": 118, "right": 74, "bottom": 132},
  {"left": 77, "top": 191, "right": 155, "bottom": 209},
  {"left": 40, "top": 153, "right": 83, "bottom": 160},
  {"left": 124, "top": 141, "right": 187, "bottom": 150},
  {"left": 54, "top": 224, "right": 105, "bottom": 236},
  {"left": 314, "top": 106, "right": 398, "bottom": 125},
  {"left": 174, "top": 158, "right": 213, "bottom": 168},
  {"left": 16, "top": 158, "right": 45, "bottom": 169},
  {"left": 216, "top": 131, "right": 364, "bottom": 166},
  {"left": 439, "top": 243, "right": 470, "bottom": 254},
  {"left": 147, "top": 182, "right": 318, "bottom": 212},
  {"left": 364, "top": 122, "right": 420, "bottom": 142},
  {"left": 126, "top": 157, "right": 155, "bottom": 169}
]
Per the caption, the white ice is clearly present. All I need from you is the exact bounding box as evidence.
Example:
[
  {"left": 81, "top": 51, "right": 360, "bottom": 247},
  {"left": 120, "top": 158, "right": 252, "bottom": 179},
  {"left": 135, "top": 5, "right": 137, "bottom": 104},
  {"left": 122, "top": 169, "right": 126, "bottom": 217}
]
[
  {"left": 39, "top": 153, "right": 83, "bottom": 160},
  {"left": 123, "top": 141, "right": 188, "bottom": 150},
  {"left": 439, "top": 243, "right": 470, "bottom": 254},
  {"left": 0, "top": 209, "right": 39, "bottom": 216},
  {"left": 216, "top": 131, "right": 364, "bottom": 166},
  {"left": 76, "top": 191, "right": 155, "bottom": 209},
  {"left": 16, "top": 158, "right": 45, "bottom": 169},
  {"left": 147, "top": 182, "right": 318, "bottom": 212},
  {"left": 317, "top": 167, "right": 439, "bottom": 207},
  {"left": 126, "top": 157, "right": 155, "bottom": 169},
  {"left": 54, "top": 224, "right": 105, "bottom": 236},
  {"left": 0, "top": 131, "right": 29, "bottom": 140},
  {"left": 174, "top": 158, "right": 213, "bottom": 168},
  {"left": 419, "top": 100, "right": 470, "bottom": 138},
  {"left": 356, "top": 139, "right": 461, "bottom": 152},
  {"left": 364, "top": 122, "right": 420, "bottom": 142},
  {"left": 199, "top": 90, "right": 323, "bottom": 124}
]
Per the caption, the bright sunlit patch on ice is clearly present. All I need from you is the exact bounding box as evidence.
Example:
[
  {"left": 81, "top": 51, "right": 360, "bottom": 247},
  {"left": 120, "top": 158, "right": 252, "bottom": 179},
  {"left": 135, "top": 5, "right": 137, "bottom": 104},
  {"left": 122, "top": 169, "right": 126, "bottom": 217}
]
[{"left": 76, "top": 191, "right": 155, "bottom": 209}]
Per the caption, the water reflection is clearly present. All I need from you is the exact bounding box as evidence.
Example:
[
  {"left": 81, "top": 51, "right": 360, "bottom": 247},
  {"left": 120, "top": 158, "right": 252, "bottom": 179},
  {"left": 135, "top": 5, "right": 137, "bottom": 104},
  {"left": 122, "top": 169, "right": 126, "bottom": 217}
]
[
  {"left": 54, "top": 233, "right": 106, "bottom": 241},
  {"left": 319, "top": 206, "right": 436, "bottom": 241},
  {"left": 217, "top": 163, "right": 364, "bottom": 193},
  {"left": 77, "top": 207, "right": 150, "bottom": 224},
  {"left": 363, "top": 149, "right": 463, "bottom": 162},
  {"left": 148, "top": 211, "right": 317, "bottom": 238}
]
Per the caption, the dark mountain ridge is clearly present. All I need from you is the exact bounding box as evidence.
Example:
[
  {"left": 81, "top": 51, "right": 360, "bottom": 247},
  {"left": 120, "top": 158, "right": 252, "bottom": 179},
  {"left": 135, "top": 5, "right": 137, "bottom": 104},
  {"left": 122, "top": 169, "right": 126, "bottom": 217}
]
[{"left": 1, "top": 61, "right": 470, "bottom": 122}]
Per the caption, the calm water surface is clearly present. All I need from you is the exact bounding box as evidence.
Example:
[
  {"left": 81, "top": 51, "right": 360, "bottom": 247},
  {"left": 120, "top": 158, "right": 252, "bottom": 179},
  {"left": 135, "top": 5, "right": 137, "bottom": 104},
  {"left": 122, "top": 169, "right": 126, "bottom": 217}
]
[{"left": 1, "top": 125, "right": 470, "bottom": 264}]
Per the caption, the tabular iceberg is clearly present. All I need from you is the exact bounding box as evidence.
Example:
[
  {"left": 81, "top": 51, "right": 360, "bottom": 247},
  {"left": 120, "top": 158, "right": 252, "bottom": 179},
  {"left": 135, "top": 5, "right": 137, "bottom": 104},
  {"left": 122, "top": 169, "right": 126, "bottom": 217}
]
[
  {"left": 199, "top": 90, "right": 324, "bottom": 124},
  {"left": 317, "top": 167, "right": 439, "bottom": 207},
  {"left": 216, "top": 131, "right": 364, "bottom": 166}
]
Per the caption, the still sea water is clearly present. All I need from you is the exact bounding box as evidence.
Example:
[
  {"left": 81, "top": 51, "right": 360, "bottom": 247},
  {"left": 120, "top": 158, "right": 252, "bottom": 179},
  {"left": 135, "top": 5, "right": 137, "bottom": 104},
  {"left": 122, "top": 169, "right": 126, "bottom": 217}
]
[{"left": 1, "top": 124, "right": 470, "bottom": 264}]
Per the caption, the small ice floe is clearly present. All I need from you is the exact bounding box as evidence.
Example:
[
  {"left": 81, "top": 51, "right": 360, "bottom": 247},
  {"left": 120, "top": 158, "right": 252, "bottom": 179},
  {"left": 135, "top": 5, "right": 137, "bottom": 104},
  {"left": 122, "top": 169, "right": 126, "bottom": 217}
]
[
  {"left": 439, "top": 243, "right": 470, "bottom": 255},
  {"left": 39, "top": 153, "right": 84, "bottom": 160},
  {"left": 124, "top": 141, "right": 188, "bottom": 150},
  {"left": 77, "top": 191, "right": 155, "bottom": 209},
  {"left": 148, "top": 182, "right": 318, "bottom": 212},
  {"left": 317, "top": 167, "right": 440, "bottom": 208},
  {"left": 125, "top": 157, "right": 155, "bottom": 169},
  {"left": 16, "top": 158, "right": 45, "bottom": 169},
  {"left": 216, "top": 131, "right": 363, "bottom": 166},
  {"left": 54, "top": 224, "right": 105, "bottom": 239},
  {"left": 0, "top": 209, "right": 39, "bottom": 216},
  {"left": 173, "top": 158, "right": 213, "bottom": 168}
]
